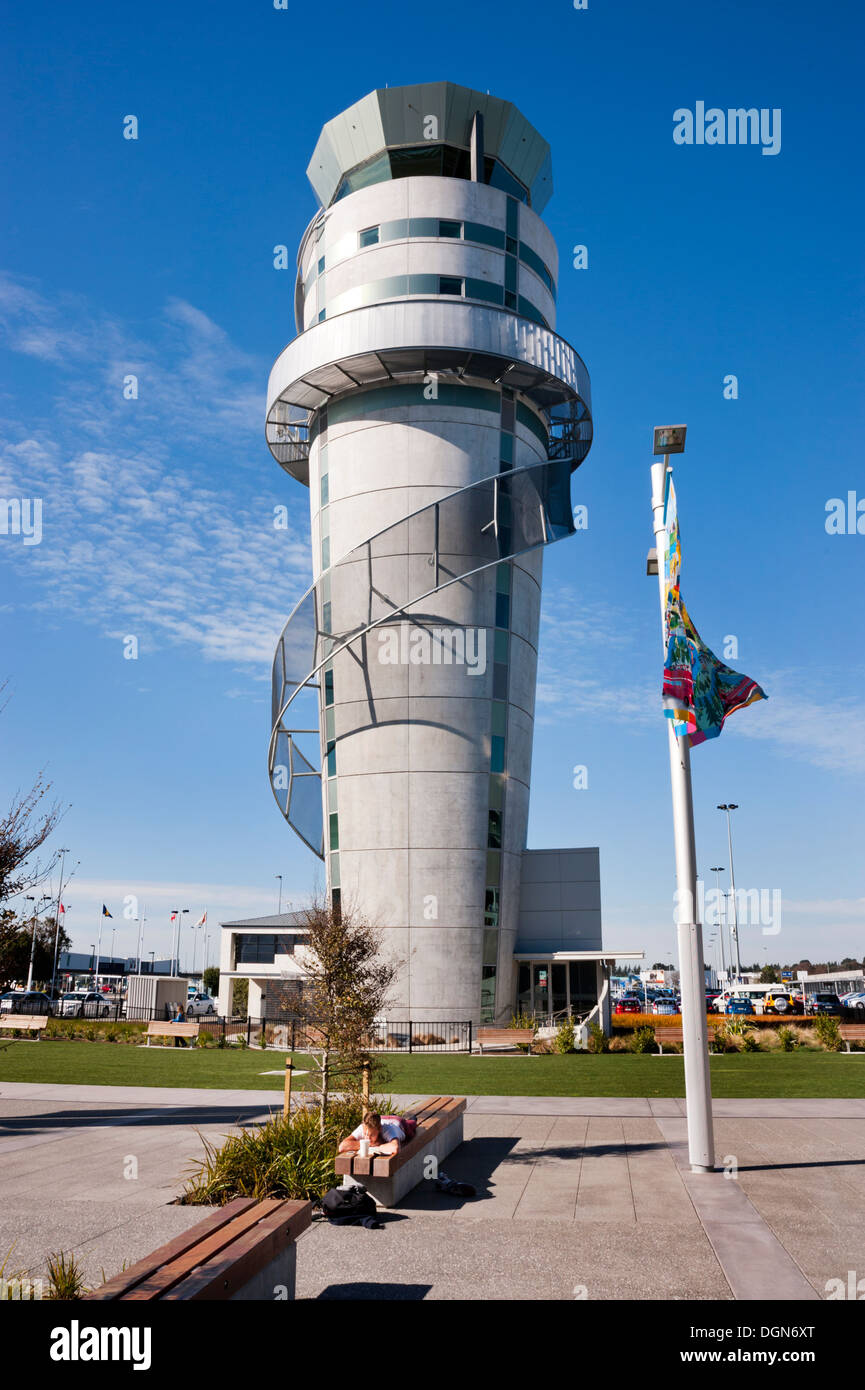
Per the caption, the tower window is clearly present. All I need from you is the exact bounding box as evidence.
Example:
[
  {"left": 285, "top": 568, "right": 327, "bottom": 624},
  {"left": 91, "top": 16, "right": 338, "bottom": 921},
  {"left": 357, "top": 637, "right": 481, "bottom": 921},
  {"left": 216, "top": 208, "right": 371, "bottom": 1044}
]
[
  {"left": 438, "top": 276, "right": 463, "bottom": 297},
  {"left": 359, "top": 226, "right": 379, "bottom": 247}
]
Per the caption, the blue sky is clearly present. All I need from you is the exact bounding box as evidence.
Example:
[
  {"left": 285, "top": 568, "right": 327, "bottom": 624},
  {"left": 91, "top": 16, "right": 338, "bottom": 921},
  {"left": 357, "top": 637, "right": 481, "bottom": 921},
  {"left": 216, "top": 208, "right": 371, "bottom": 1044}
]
[{"left": 1, "top": 0, "right": 863, "bottom": 972}]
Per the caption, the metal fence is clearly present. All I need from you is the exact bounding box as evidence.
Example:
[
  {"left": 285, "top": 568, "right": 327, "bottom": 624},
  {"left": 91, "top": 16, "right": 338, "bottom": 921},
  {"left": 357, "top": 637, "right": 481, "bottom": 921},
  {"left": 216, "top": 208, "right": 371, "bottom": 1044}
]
[{"left": 248, "top": 1016, "right": 474, "bottom": 1053}]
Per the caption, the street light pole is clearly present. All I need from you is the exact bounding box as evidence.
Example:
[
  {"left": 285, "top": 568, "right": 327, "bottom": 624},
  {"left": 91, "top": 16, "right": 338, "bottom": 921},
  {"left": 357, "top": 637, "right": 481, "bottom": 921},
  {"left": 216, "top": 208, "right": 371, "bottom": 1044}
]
[
  {"left": 50, "top": 848, "right": 70, "bottom": 999},
  {"left": 24, "top": 896, "right": 39, "bottom": 990},
  {"left": 718, "top": 805, "right": 741, "bottom": 979},
  {"left": 276, "top": 875, "right": 283, "bottom": 915},
  {"left": 710, "top": 868, "right": 727, "bottom": 979},
  {"left": 650, "top": 435, "right": 714, "bottom": 1173}
]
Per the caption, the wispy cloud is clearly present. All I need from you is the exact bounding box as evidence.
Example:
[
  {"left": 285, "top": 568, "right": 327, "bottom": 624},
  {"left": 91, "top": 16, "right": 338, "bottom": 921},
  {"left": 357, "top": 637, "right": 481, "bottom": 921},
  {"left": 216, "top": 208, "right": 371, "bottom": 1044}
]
[{"left": 0, "top": 273, "right": 311, "bottom": 668}]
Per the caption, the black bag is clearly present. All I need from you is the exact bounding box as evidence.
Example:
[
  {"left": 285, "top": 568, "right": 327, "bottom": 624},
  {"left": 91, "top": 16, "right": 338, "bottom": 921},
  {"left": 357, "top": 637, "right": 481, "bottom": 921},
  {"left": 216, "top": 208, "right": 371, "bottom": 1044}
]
[{"left": 320, "top": 1184, "right": 378, "bottom": 1222}]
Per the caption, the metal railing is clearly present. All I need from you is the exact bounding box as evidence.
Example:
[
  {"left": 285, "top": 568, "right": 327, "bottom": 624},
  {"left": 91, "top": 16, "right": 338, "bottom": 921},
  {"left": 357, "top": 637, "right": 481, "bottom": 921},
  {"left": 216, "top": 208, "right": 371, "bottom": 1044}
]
[{"left": 247, "top": 1016, "right": 474, "bottom": 1053}]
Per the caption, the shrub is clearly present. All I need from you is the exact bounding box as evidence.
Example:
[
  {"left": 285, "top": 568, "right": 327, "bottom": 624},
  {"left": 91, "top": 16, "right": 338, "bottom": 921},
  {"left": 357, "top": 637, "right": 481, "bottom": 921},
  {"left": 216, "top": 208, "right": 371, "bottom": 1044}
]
[
  {"left": 182, "top": 1095, "right": 397, "bottom": 1206},
  {"left": 711, "top": 1025, "right": 735, "bottom": 1053},
  {"left": 629, "top": 1025, "right": 656, "bottom": 1054},
  {"left": 554, "top": 1019, "right": 577, "bottom": 1054},
  {"left": 587, "top": 1021, "right": 609, "bottom": 1054},
  {"left": 46, "top": 1250, "right": 87, "bottom": 1301},
  {"left": 740, "top": 1030, "right": 761, "bottom": 1052},
  {"left": 776, "top": 1026, "right": 800, "bottom": 1052},
  {"left": 509, "top": 1009, "right": 537, "bottom": 1030},
  {"left": 814, "top": 1015, "right": 842, "bottom": 1052}
]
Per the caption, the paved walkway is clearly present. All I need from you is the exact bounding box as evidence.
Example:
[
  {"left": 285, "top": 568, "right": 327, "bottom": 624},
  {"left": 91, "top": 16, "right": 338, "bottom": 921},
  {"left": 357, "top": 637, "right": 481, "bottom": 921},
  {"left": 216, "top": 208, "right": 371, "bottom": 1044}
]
[{"left": 1, "top": 1082, "right": 862, "bottom": 1300}]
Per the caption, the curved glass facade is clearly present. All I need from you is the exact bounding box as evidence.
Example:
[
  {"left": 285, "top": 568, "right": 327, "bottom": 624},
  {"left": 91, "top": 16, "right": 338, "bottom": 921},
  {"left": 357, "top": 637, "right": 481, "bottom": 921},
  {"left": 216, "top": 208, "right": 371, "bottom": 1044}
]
[{"left": 333, "top": 144, "right": 530, "bottom": 205}]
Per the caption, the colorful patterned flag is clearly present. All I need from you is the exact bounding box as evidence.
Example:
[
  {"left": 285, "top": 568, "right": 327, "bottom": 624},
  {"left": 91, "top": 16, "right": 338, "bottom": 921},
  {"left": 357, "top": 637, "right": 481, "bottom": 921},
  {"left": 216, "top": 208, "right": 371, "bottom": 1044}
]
[{"left": 662, "top": 474, "right": 767, "bottom": 746}]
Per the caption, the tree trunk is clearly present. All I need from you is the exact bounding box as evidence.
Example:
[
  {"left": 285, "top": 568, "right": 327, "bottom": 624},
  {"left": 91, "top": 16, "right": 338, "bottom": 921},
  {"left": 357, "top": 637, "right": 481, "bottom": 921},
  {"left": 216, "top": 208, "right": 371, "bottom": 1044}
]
[{"left": 319, "top": 1050, "right": 329, "bottom": 1138}]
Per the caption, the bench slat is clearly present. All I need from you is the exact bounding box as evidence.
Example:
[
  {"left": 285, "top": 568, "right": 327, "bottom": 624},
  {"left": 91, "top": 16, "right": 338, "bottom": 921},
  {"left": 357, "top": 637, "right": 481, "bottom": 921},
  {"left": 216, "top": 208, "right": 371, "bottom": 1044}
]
[
  {"left": 122, "top": 1201, "right": 285, "bottom": 1301},
  {"left": 164, "top": 1201, "right": 312, "bottom": 1301},
  {"left": 87, "top": 1198, "right": 257, "bottom": 1300}
]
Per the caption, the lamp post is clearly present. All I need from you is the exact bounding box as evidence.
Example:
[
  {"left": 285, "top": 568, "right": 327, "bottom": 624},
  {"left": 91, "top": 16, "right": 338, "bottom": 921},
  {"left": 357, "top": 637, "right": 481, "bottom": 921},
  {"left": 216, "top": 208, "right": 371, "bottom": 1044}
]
[
  {"left": 176, "top": 909, "right": 189, "bottom": 975},
  {"left": 148, "top": 950, "right": 155, "bottom": 974},
  {"left": 50, "top": 849, "right": 71, "bottom": 998},
  {"left": 710, "top": 868, "right": 727, "bottom": 979},
  {"left": 276, "top": 875, "right": 283, "bottom": 914},
  {"left": 717, "top": 805, "right": 741, "bottom": 980},
  {"left": 24, "top": 896, "right": 39, "bottom": 990},
  {"left": 650, "top": 424, "right": 714, "bottom": 1172}
]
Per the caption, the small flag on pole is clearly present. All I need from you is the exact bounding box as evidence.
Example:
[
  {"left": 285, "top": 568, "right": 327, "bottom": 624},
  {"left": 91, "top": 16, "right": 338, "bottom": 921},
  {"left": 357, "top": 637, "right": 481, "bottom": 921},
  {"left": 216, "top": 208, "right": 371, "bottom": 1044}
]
[
  {"left": 194, "top": 910, "right": 207, "bottom": 926},
  {"left": 102, "top": 904, "right": 113, "bottom": 918},
  {"left": 59, "top": 903, "right": 65, "bottom": 915},
  {"left": 663, "top": 475, "right": 767, "bottom": 746}
]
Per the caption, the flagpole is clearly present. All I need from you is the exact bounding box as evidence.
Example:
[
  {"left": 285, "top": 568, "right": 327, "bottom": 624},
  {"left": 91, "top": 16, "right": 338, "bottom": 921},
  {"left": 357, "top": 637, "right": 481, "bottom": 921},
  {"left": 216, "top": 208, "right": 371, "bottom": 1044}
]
[
  {"left": 651, "top": 458, "right": 715, "bottom": 1173},
  {"left": 50, "top": 848, "right": 69, "bottom": 998}
]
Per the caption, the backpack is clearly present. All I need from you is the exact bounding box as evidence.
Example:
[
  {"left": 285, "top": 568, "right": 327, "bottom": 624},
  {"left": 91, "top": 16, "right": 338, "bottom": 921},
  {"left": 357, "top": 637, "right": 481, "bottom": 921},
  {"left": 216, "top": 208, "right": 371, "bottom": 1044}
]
[{"left": 320, "top": 1184, "right": 378, "bottom": 1222}]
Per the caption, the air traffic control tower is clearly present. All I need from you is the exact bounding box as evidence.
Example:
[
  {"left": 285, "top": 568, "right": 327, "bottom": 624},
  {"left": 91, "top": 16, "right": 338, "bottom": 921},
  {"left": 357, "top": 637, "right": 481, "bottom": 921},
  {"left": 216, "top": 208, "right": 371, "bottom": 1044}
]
[{"left": 266, "top": 83, "right": 597, "bottom": 1026}]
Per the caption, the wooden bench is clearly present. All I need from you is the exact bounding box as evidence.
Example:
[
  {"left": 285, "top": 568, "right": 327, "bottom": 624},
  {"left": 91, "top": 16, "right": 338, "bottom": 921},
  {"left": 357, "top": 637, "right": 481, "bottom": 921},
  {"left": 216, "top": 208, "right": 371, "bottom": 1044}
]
[
  {"left": 146, "top": 1020, "right": 200, "bottom": 1045},
  {"left": 86, "top": 1197, "right": 312, "bottom": 1301},
  {"left": 334, "top": 1095, "right": 466, "bottom": 1208},
  {"left": 839, "top": 1023, "right": 865, "bottom": 1053},
  {"left": 656, "top": 1026, "right": 685, "bottom": 1054},
  {"left": 0, "top": 1014, "right": 48, "bottom": 1038},
  {"left": 476, "top": 1027, "right": 535, "bottom": 1054}
]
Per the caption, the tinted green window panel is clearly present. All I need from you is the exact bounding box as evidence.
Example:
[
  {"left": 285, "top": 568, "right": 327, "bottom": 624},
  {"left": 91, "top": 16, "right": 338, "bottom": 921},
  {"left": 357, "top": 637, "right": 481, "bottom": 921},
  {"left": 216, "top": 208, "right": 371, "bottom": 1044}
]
[
  {"left": 321, "top": 535, "right": 330, "bottom": 570},
  {"left": 326, "top": 740, "right": 336, "bottom": 777},
  {"left": 334, "top": 151, "right": 392, "bottom": 200},
  {"left": 505, "top": 256, "right": 517, "bottom": 293},
  {"left": 438, "top": 276, "right": 463, "bottom": 296},
  {"left": 330, "top": 859, "right": 341, "bottom": 891},
  {"left": 494, "top": 629, "right": 510, "bottom": 663},
  {"left": 465, "top": 279, "right": 504, "bottom": 306},
  {"left": 490, "top": 735, "right": 505, "bottom": 774},
  {"left": 491, "top": 162, "right": 528, "bottom": 202},
  {"left": 506, "top": 198, "right": 519, "bottom": 239},
  {"left": 504, "top": 290, "right": 517, "bottom": 310},
  {"left": 483, "top": 930, "right": 499, "bottom": 965},
  {"left": 491, "top": 701, "right": 507, "bottom": 737},
  {"left": 493, "top": 663, "right": 508, "bottom": 700},
  {"left": 519, "top": 241, "right": 555, "bottom": 294},
  {"left": 516, "top": 401, "right": 550, "bottom": 450},
  {"left": 499, "top": 432, "right": 513, "bottom": 465},
  {"left": 484, "top": 886, "right": 499, "bottom": 926},
  {"left": 505, "top": 236, "right": 518, "bottom": 256},
  {"left": 496, "top": 564, "right": 512, "bottom": 594},
  {"left": 391, "top": 145, "right": 444, "bottom": 178},
  {"left": 328, "top": 382, "right": 500, "bottom": 423},
  {"left": 480, "top": 966, "right": 497, "bottom": 1021},
  {"left": 317, "top": 309, "right": 326, "bottom": 322},
  {"left": 408, "top": 217, "right": 439, "bottom": 238},
  {"left": 486, "top": 849, "right": 501, "bottom": 883},
  {"left": 501, "top": 398, "right": 516, "bottom": 432},
  {"left": 324, "top": 707, "right": 335, "bottom": 742},
  {"left": 488, "top": 772, "right": 505, "bottom": 810},
  {"left": 320, "top": 473, "right": 329, "bottom": 507},
  {"left": 463, "top": 221, "right": 505, "bottom": 250},
  {"left": 439, "top": 219, "right": 462, "bottom": 238},
  {"left": 495, "top": 594, "right": 509, "bottom": 628},
  {"left": 329, "top": 813, "right": 339, "bottom": 851},
  {"left": 324, "top": 667, "right": 334, "bottom": 707},
  {"left": 322, "top": 600, "right": 332, "bottom": 634},
  {"left": 487, "top": 807, "right": 502, "bottom": 849},
  {"left": 327, "top": 777, "right": 338, "bottom": 811},
  {"left": 380, "top": 218, "right": 409, "bottom": 241},
  {"left": 317, "top": 255, "right": 325, "bottom": 274},
  {"left": 407, "top": 274, "right": 440, "bottom": 295},
  {"left": 358, "top": 226, "right": 379, "bottom": 247},
  {"left": 518, "top": 295, "right": 548, "bottom": 328}
]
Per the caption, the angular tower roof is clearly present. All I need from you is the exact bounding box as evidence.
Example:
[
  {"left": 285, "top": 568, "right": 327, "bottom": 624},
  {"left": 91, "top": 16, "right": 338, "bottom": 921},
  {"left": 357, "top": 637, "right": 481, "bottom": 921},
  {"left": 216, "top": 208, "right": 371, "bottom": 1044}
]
[{"left": 307, "top": 81, "right": 553, "bottom": 211}]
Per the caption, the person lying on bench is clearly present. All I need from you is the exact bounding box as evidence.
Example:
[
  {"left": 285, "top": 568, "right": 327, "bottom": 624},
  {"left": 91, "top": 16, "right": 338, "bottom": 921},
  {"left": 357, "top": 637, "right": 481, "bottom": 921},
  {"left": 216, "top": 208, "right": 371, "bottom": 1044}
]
[{"left": 338, "top": 1111, "right": 403, "bottom": 1157}]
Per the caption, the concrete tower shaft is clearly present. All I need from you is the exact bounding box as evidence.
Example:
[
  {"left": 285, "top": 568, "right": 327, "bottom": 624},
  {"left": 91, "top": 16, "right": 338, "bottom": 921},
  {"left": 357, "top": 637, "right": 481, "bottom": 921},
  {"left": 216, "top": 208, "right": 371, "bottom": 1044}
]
[{"left": 267, "top": 84, "right": 592, "bottom": 1024}]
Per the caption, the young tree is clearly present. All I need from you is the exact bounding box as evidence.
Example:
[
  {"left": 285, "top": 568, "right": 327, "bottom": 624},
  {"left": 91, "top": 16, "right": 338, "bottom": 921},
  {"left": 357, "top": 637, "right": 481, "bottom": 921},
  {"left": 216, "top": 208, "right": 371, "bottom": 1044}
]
[
  {"left": 278, "top": 898, "right": 397, "bottom": 1136},
  {"left": 202, "top": 966, "right": 220, "bottom": 996}
]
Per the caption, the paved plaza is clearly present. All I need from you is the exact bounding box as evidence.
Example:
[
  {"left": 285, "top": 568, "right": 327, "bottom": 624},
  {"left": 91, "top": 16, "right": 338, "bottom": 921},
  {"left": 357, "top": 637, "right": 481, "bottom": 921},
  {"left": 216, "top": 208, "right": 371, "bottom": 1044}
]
[{"left": 1, "top": 1082, "right": 863, "bottom": 1300}]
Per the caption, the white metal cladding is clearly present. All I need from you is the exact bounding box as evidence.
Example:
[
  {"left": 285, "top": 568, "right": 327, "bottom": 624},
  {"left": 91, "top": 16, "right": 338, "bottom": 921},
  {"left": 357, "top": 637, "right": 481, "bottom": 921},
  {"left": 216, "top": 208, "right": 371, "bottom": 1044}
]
[
  {"left": 266, "top": 300, "right": 589, "bottom": 419},
  {"left": 306, "top": 83, "right": 553, "bottom": 211}
]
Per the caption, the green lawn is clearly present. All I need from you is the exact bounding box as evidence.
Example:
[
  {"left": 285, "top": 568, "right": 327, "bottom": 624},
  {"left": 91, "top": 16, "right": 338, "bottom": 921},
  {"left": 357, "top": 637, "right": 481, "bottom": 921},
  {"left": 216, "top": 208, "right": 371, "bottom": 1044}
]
[{"left": 1, "top": 1040, "right": 863, "bottom": 1097}]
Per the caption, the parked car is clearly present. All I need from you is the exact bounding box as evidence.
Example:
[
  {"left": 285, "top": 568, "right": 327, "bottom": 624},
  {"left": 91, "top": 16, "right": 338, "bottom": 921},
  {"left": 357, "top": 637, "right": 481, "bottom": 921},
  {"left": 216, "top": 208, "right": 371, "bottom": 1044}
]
[
  {"left": 705, "top": 993, "right": 721, "bottom": 1012},
  {"left": 185, "top": 992, "right": 217, "bottom": 1018},
  {"left": 805, "top": 992, "right": 842, "bottom": 1016},
  {"left": 763, "top": 991, "right": 800, "bottom": 1015},
  {"left": 842, "top": 991, "right": 865, "bottom": 1011},
  {"left": 58, "top": 990, "right": 113, "bottom": 1018},
  {"left": 614, "top": 995, "right": 642, "bottom": 1014},
  {"left": 651, "top": 998, "right": 678, "bottom": 1015},
  {"left": 723, "top": 995, "right": 753, "bottom": 1016},
  {"left": 0, "top": 990, "right": 54, "bottom": 1016}
]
